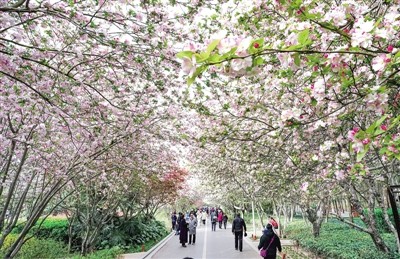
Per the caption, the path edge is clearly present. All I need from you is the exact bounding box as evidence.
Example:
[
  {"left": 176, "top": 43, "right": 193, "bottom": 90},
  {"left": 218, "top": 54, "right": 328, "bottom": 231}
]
[{"left": 141, "top": 231, "right": 175, "bottom": 259}]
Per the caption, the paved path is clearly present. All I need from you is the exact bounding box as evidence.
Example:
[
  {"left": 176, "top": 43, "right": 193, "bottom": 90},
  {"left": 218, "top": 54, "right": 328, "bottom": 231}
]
[
  {"left": 149, "top": 221, "right": 259, "bottom": 259},
  {"left": 123, "top": 219, "right": 294, "bottom": 259}
]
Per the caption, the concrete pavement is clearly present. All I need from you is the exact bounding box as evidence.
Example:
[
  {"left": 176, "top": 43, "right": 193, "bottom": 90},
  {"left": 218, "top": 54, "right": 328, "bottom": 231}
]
[{"left": 122, "top": 218, "right": 293, "bottom": 259}]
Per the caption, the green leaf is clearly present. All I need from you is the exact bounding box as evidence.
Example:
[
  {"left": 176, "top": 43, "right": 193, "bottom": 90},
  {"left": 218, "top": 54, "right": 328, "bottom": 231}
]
[
  {"left": 311, "top": 98, "right": 317, "bottom": 106},
  {"left": 187, "top": 65, "right": 207, "bottom": 86},
  {"left": 176, "top": 51, "right": 193, "bottom": 59},
  {"left": 249, "top": 38, "right": 264, "bottom": 54},
  {"left": 375, "top": 114, "right": 388, "bottom": 127},
  {"left": 208, "top": 54, "right": 222, "bottom": 63},
  {"left": 366, "top": 114, "right": 387, "bottom": 134},
  {"left": 187, "top": 75, "right": 196, "bottom": 85},
  {"left": 196, "top": 52, "right": 210, "bottom": 63},
  {"left": 206, "top": 39, "right": 220, "bottom": 55},
  {"left": 366, "top": 123, "right": 376, "bottom": 135},
  {"left": 355, "top": 131, "right": 366, "bottom": 140},
  {"left": 379, "top": 147, "right": 388, "bottom": 155},
  {"left": 254, "top": 57, "right": 264, "bottom": 66},
  {"left": 294, "top": 53, "right": 301, "bottom": 66},
  {"left": 298, "top": 29, "right": 310, "bottom": 45},
  {"left": 356, "top": 146, "right": 369, "bottom": 162},
  {"left": 285, "top": 44, "right": 302, "bottom": 51},
  {"left": 220, "top": 47, "right": 238, "bottom": 60}
]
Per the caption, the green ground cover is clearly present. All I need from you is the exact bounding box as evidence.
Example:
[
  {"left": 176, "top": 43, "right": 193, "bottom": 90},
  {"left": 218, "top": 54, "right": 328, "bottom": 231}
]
[
  {"left": 4, "top": 216, "right": 169, "bottom": 258},
  {"left": 284, "top": 219, "right": 400, "bottom": 259}
]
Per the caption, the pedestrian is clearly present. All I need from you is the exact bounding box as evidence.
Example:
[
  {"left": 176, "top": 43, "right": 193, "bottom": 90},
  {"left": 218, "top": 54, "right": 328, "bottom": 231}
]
[
  {"left": 188, "top": 213, "right": 198, "bottom": 245},
  {"left": 223, "top": 213, "right": 228, "bottom": 229},
  {"left": 179, "top": 214, "right": 188, "bottom": 247},
  {"left": 232, "top": 213, "right": 247, "bottom": 252},
  {"left": 175, "top": 212, "right": 182, "bottom": 235},
  {"left": 201, "top": 210, "right": 207, "bottom": 225},
  {"left": 210, "top": 209, "right": 217, "bottom": 231},
  {"left": 218, "top": 210, "right": 223, "bottom": 229},
  {"left": 171, "top": 212, "right": 177, "bottom": 232},
  {"left": 258, "top": 224, "right": 282, "bottom": 259}
]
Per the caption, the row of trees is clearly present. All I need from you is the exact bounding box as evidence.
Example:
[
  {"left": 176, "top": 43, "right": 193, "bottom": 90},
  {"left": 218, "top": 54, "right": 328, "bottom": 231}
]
[
  {"left": 178, "top": 0, "right": 400, "bottom": 255},
  {"left": 0, "top": 0, "right": 200, "bottom": 257},
  {"left": 1, "top": 0, "right": 400, "bottom": 257}
]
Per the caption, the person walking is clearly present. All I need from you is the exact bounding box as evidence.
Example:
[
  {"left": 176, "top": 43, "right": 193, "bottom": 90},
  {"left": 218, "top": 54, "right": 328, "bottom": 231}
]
[
  {"left": 258, "top": 224, "right": 282, "bottom": 259},
  {"left": 201, "top": 210, "right": 207, "bottom": 225},
  {"left": 171, "top": 212, "right": 177, "bottom": 232},
  {"left": 179, "top": 214, "right": 188, "bottom": 247},
  {"left": 188, "top": 213, "right": 198, "bottom": 245},
  {"left": 223, "top": 213, "right": 228, "bottom": 229},
  {"left": 218, "top": 210, "right": 223, "bottom": 229},
  {"left": 210, "top": 209, "right": 217, "bottom": 231},
  {"left": 232, "top": 213, "right": 247, "bottom": 252},
  {"left": 175, "top": 212, "right": 182, "bottom": 235}
]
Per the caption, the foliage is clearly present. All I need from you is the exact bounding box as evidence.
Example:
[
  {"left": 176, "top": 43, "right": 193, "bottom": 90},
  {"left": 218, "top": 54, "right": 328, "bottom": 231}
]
[
  {"left": 0, "top": 234, "right": 69, "bottom": 259},
  {"left": 11, "top": 216, "right": 169, "bottom": 255},
  {"left": 71, "top": 246, "right": 124, "bottom": 259},
  {"left": 365, "top": 208, "right": 400, "bottom": 233},
  {"left": 96, "top": 217, "right": 168, "bottom": 250},
  {"left": 12, "top": 218, "right": 69, "bottom": 242},
  {"left": 285, "top": 219, "right": 400, "bottom": 259}
]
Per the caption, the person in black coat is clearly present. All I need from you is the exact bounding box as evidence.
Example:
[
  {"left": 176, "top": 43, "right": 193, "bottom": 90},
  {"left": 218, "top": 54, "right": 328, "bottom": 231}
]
[
  {"left": 232, "top": 213, "right": 247, "bottom": 252},
  {"left": 258, "top": 224, "right": 282, "bottom": 259},
  {"left": 179, "top": 216, "right": 188, "bottom": 247}
]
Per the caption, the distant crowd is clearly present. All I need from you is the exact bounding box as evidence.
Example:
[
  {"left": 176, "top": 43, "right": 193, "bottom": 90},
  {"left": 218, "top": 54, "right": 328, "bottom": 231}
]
[{"left": 170, "top": 207, "right": 283, "bottom": 258}]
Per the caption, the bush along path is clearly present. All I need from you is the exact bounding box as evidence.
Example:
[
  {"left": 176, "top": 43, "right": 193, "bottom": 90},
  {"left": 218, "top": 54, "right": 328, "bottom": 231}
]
[
  {"left": 284, "top": 219, "right": 400, "bottom": 259},
  {"left": 3, "top": 217, "right": 169, "bottom": 258}
]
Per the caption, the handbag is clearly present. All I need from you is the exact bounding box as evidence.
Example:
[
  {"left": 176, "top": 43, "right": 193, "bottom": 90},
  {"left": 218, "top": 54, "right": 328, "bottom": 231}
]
[{"left": 259, "top": 235, "right": 275, "bottom": 258}]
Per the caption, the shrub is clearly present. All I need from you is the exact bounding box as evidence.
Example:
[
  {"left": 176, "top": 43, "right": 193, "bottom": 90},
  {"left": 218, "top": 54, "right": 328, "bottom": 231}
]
[
  {"left": 12, "top": 217, "right": 69, "bottom": 242},
  {"left": 97, "top": 216, "right": 168, "bottom": 250},
  {"left": 285, "top": 219, "right": 400, "bottom": 259},
  {"left": 0, "top": 234, "right": 69, "bottom": 259},
  {"left": 71, "top": 246, "right": 124, "bottom": 259}
]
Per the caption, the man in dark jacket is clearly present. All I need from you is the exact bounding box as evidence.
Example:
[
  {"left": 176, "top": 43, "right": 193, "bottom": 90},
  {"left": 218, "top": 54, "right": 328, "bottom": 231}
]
[
  {"left": 258, "top": 224, "right": 282, "bottom": 259},
  {"left": 232, "top": 213, "right": 247, "bottom": 252},
  {"left": 179, "top": 216, "right": 188, "bottom": 247}
]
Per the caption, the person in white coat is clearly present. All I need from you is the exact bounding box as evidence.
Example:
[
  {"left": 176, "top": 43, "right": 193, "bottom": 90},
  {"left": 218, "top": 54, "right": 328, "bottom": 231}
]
[
  {"left": 188, "top": 213, "right": 198, "bottom": 245},
  {"left": 201, "top": 210, "right": 207, "bottom": 225}
]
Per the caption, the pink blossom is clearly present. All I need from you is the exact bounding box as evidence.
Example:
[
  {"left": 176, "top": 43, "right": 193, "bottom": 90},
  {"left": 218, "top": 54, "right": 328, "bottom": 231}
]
[
  {"left": 347, "top": 130, "right": 356, "bottom": 141},
  {"left": 217, "top": 37, "right": 237, "bottom": 54},
  {"left": 352, "top": 141, "right": 364, "bottom": 153},
  {"left": 300, "top": 182, "right": 309, "bottom": 191},
  {"left": 388, "top": 145, "right": 399, "bottom": 153},
  {"left": 311, "top": 78, "right": 326, "bottom": 101},
  {"left": 372, "top": 54, "right": 391, "bottom": 72},
  {"left": 335, "top": 170, "right": 345, "bottom": 180},
  {"left": 365, "top": 93, "right": 388, "bottom": 115},
  {"left": 231, "top": 57, "right": 252, "bottom": 71},
  {"left": 362, "top": 138, "right": 370, "bottom": 145},
  {"left": 235, "top": 36, "right": 252, "bottom": 57},
  {"left": 380, "top": 125, "right": 388, "bottom": 131},
  {"left": 181, "top": 55, "right": 197, "bottom": 76},
  {"left": 351, "top": 18, "right": 375, "bottom": 48}
]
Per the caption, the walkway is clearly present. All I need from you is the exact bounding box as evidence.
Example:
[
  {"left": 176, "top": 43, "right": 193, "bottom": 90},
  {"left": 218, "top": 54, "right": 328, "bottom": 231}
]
[{"left": 123, "top": 219, "right": 291, "bottom": 259}]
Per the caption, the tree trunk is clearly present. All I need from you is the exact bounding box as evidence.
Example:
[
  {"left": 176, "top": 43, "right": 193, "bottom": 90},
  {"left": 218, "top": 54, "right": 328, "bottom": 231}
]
[
  {"left": 290, "top": 204, "right": 294, "bottom": 222},
  {"left": 348, "top": 184, "right": 390, "bottom": 253},
  {"left": 312, "top": 222, "right": 321, "bottom": 237},
  {"left": 348, "top": 197, "right": 353, "bottom": 223}
]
